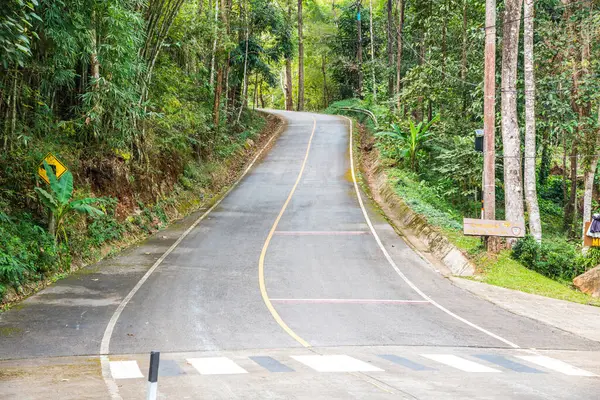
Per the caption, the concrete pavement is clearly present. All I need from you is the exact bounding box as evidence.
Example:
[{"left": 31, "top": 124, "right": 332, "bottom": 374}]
[
  {"left": 1, "top": 111, "right": 599, "bottom": 399},
  {"left": 451, "top": 277, "right": 600, "bottom": 343}
]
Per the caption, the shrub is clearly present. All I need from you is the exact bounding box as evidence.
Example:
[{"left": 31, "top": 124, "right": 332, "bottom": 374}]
[
  {"left": 539, "top": 239, "right": 578, "bottom": 279},
  {"left": 574, "top": 247, "right": 600, "bottom": 274},
  {"left": 86, "top": 198, "right": 124, "bottom": 247},
  {"left": 0, "top": 213, "right": 67, "bottom": 293},
  {"left": 513, "top": 236, "right": 580, "bottom": 280},
  {"left": 539, "top": 175, "right": 564, "bottom": 206},
  {"left": 512, "top": 235, "right": 541, "bottom": 269}
]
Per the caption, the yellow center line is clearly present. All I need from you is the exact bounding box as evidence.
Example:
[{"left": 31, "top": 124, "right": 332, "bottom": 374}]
[{"left": 258, "top": 117, "right": 317, "bottom": 348}]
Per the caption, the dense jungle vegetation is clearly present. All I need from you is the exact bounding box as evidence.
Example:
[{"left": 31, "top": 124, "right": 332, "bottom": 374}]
[{"left": 0, "top": 0, "right": 290, "bottom": 300}]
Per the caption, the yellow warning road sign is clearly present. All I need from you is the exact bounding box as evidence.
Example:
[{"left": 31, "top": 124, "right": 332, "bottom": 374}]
[{"left": 38, "top": 153, "right": 68, "bottom": 184}]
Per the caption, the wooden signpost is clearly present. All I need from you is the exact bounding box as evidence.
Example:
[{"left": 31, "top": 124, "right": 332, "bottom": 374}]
[{"left": 463, "top": 218, "right": 525, "bottom": 238}]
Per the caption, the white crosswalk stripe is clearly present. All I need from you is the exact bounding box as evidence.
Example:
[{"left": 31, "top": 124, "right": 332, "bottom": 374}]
[
  {"left": 516, "top": 355, "right": 597, "bottom": 377},
  {"left": 109, "top": 360, "right": 144, "bottom": 379},
  {"left": 106, "top": 352, "right": 599, "bottom": 379},
  {"left": 421, "top": 354, "right": 501, "bottom": 372},
  {"left": 187, "top": 357, "right": 248, "bottom": 375},
  {"left": 291, "top": 355, "right": 384, "bottom": 372}
]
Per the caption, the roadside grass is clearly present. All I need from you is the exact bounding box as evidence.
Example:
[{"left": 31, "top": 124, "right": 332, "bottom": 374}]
[{"left": 473, "top": 251, "right": 600, "bottom": 307}]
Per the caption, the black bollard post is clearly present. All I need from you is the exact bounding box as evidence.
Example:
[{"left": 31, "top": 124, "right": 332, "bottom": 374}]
[{"left": 147, "top": 351, "right": 160, "bottom": 400}]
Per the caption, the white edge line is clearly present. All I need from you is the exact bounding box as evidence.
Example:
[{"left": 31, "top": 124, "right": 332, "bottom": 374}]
[
  {"left": 343, "top": 116, "right": 520, "bottom": 350},
  {"left": 99, "top": 123, "right": 283, "bottom": 399}
]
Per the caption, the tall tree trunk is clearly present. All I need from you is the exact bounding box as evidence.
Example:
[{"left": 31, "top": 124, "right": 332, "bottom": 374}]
[
  {"left": 297, "top": 0, "right": 305, "bottom": 110},
  {"left": 523, "top": 0, "right": 542, "bottom": 242},
  {"left": 441, "top": 0, "right": 447, "bottom": 74},
  {"left": 89, "top": 12, "right": 100, "bottom": 128},
  {"left": 253, "top": 72, "right": 259, "bottom": 109},
  {"left": 562, "top": 134, "right": 568, "bottom": 206},
  {"left": 209, "top": 0, "right": 219, "bottom": 87},
  {"left": 224, "top": 56, "right": 230, "bottom": 119},
  {"left": 564, "top": 143, "right": 578, "bottom": 235},
  {"left": 212, "top": 0, "right": 228, "bottom": 128},
  {"left": 322, "top": 55, "right": 328, "bottom": 108},
  {"left": 395, "top": 0, "right": 404, "bottom": 109},
  {"left": 501, "top": 0, "right": 525, "bottom": 242},
  {"left": 236, "top": 9, "right": 250, "bottom": 123},
  {"left": 418, "top": 31, "right": 425, "bottom": 121},
  {"left": 369, "top": 0, "right": 376, "bottom": 100},
  {"left": 386, "top": 0, "right": 393, "bottom": 96},
  {"left": 285, "top": 0, "right": 294, "bottom": 111},
  {"left": 8, "top": 71, "right": 18, "bottom": 150},
  {"left": 285, "top": 60, "right": 294, "bottom": 110},
  {"left": 461, "top": 0, "right": 468, "bottom": 116},
  {"left": 259, "top": 79, "right": 265, "bottom": 108},
  {"left": 90, "top": 31, "right": 100, "bottom": 84},
  {"left": 357, "top": 0, "right": 363, "bottom": 98},
  {"left": 213, "top": 68, "right": 223, "bottom": 126}
]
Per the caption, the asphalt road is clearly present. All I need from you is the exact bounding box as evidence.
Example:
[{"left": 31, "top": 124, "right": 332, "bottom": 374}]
[{"left": 1, "top": 111, "right": 599, "bottom": 399}]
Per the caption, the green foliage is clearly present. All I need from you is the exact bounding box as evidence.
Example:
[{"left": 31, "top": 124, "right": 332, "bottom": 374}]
[
  {"left": 539, "top": 175, "right": 565, "bottom": 206},
  {"left": 377, "top": 115, "right": 438, "bottom": 171},
  {"left": 431, "top": 135, "right": 483, "bottom": 211},
  {"left": 35, "top": 161, "right": 104, "bottom": 240},
  {"left": 512, "top": 235, "right": 589, "bottom": 281},
  {"left": 576, "top": 247, "right": 600, "bottom": 272},
  {"left": 0, "top": 212, "right": 67, "bottom": 295},
  {"left": 388, "top": 168, "right": 463, "bottom": 231},
  {"left": 85, "top": 198, "right": 124, "bottom": 247},
  {"left": 0, "top": 0, "right": 40, "bottom": 68}
]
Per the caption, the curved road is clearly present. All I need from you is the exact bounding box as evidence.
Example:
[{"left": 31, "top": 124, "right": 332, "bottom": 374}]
[{"left": 1, "top": 111, "right": 599, "bottom": 399}]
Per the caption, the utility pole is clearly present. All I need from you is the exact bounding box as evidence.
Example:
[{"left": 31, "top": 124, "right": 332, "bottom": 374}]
[
  {"left": 483, "top": 0, "right": 496, "bottom": 222},
  {"left": 357, "top": 0, "right": 363, "bottom": 98}
]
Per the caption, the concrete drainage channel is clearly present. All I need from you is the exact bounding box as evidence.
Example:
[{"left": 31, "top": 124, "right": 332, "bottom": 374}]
[{"left": 371, "top": 169, "right": 475, "bottom": 277}]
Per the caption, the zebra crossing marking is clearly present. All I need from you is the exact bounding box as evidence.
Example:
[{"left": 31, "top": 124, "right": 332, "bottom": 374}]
[
  {"left": 421, "top": 354, "right": 501, "bottom": 373},
  {"left": 107, "top": 353, "right": 598, "bottom": 379},
  {"left": 109, "top": 360, "right": 144, "bottom": 379},
  {"left": 187, "top": 357, "right": 248, "bottom": 375},
  {"left": 474, "top": 354, "right": 543, "bottom": 373},
  {"left": 158, "top": 359, "right": 186, "bottom": 376},
  {"left": 378, "top": 354, "right": 435, "bottom": 371},
  {"left": 516, "top": 355, "right": 597, "bottom": 377},
  {"left": 291, "top": 355, "right": 384, "bottom": 372},
  {"left": 250, "top": 356, "right": 295, "bottom": 372}
]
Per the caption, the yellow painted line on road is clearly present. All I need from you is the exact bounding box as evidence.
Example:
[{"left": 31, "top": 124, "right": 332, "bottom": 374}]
[{"left": 258, "top": 118, "right": 317, "bottom": 348}]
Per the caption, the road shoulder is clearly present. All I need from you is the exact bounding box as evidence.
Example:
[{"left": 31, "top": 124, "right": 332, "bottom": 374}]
[
  {"left": 347, "top": 117, "right": 600, "bottom": 345},
  {"left": 450, "top": 277, "right": 600, "bottom": 343}
]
